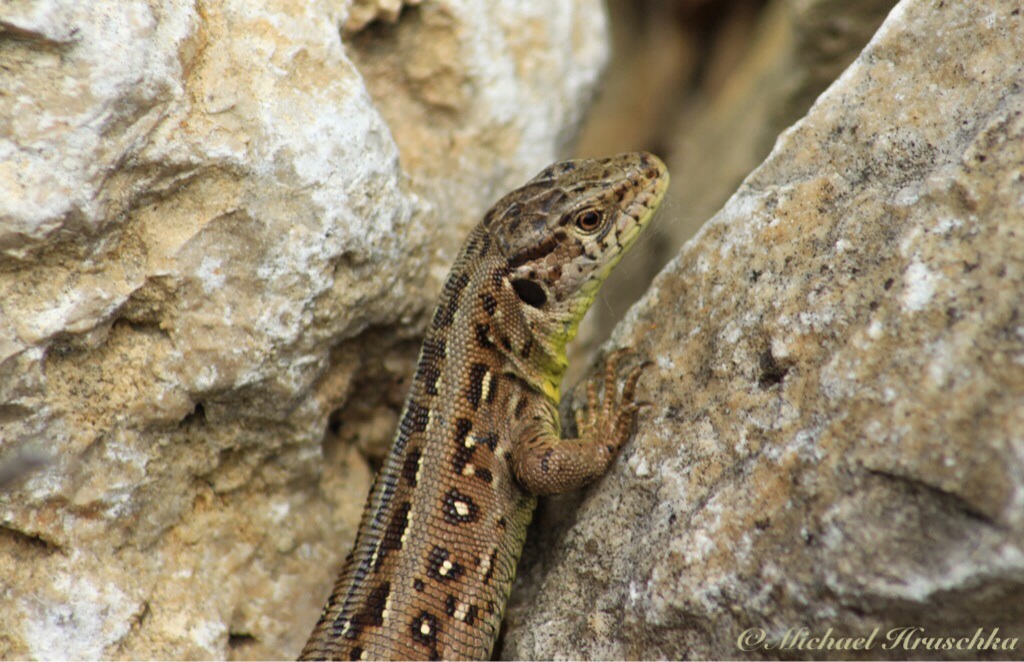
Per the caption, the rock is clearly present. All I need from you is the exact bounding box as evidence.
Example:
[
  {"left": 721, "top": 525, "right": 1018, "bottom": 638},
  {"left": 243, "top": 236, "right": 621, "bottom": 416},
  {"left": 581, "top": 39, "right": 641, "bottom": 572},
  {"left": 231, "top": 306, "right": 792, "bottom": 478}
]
[
  {"left": 502, "top": 0, "right": 1024, "bottom": 659},
  {"left": 589, "top": 0, "right": 898, "bottom": 357},
  {"left": 343, "top": 0, "right": 424, "bottom": 33},
  {"left": 0, "top": 0, "right": 607, "bottom": 658},
  {"left": 664, "top": 0, "right": 899, "bottom": 244}
]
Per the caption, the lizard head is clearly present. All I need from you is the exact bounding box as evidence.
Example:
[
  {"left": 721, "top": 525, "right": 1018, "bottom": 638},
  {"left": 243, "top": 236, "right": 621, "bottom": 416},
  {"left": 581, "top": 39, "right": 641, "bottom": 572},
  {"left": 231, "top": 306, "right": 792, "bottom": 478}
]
[{"left": 484, "top": 151, "right": 669, "bottom": 346}]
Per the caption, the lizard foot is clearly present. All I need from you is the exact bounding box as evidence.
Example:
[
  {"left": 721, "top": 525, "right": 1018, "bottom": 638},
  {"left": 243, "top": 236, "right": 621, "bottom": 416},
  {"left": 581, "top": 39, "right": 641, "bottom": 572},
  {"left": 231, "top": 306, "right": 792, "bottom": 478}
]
[{"left": 574, "top": 348, "right": 651, "bottom": 461}]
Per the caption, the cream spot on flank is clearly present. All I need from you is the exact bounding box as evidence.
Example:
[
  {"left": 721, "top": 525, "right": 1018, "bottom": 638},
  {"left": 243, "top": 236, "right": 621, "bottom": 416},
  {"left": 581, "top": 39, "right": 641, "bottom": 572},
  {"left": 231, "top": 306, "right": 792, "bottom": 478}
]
[
  {"left": 465, "top": 436, "right": 476, "bottom": 449},
  {"left": 491, "top": 442, "right": 506, "bottom": 461},
  {"left": 480, "top": 370, "right": 493, "bottom": 402},
  {"left": 462, "top": 464, "right": 475, "bottom": 477},
  {"left": 440, "top": 559, "right": 453, "bottom": 576},
  {"left": 400, "top": 513, "right": 412, "bottom": 544},
  {"left": 479, "top": 554, "right": 492, "bottom": 578},
  {"left": 455, "top": 500, "right": 470, "bottom": 517},
  {"left": 420, "top": 621, "right": 432, "bottom": 635},
  {"left": 454, "top": 602, "right": 469, "bottom": 622},
  {"left": 360, "top": 652, "right": 369, "bottom": 661}
]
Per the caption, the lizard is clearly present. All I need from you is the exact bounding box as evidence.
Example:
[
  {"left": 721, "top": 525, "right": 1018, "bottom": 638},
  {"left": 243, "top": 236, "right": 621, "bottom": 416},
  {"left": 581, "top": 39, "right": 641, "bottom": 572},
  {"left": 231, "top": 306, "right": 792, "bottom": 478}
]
[{"left": 300, "top": 151, "right": 669, "bottom": 661}]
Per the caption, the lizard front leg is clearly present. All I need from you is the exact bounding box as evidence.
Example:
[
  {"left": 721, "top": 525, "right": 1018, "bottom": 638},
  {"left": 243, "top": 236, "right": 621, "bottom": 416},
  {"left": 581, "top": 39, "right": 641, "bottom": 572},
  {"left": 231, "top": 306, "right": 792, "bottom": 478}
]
[{"left": 511, "top": 349, "right": 649, "bottom": 497}]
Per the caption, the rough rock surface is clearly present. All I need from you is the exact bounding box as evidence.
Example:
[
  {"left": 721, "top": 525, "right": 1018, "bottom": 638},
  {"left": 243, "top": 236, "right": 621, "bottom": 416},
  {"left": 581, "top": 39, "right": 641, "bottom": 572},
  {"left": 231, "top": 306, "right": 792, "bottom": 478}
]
[
  {"left": 0, "top": 1, "right": 606, "bottom": 659},
  {"left": 503, "top": 0, "right": 1024, "bottom": 659},
  {"left": 592, "top": 0, "right": 898, "bottom": 360},
  {"left": 664, "top": 0, "right": 899, "bottom": 243}
]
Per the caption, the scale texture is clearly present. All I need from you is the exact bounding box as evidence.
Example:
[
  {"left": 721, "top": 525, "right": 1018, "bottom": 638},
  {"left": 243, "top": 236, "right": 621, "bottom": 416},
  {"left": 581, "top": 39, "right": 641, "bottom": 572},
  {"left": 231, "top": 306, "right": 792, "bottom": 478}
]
[{"left": 301, "top": 152, "right": 669, "bottom": 661}]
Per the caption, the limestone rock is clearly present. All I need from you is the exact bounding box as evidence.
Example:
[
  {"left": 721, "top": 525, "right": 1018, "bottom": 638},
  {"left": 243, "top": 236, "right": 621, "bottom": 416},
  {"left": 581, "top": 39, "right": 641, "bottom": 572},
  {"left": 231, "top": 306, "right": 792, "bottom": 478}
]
[
  {"left": 591, "top": 0, "right": 897, "bottom": 359},
  {"left": 665, "top": 0, "right": 899, "bottom": 243},
  {"left": 502, "top": 0, "right": 1024, "bottom": 659},
  {"left": 0, "top": 1, "right": 607, "bottom": 658},
  {"left": 343, "top": 0, "right": 424, "bottom": 33}
]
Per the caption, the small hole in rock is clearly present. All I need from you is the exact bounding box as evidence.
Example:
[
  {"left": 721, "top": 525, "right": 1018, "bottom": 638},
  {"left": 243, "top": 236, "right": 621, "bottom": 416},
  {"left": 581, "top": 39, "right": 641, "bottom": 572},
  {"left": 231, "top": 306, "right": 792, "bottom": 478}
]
[
  {"left": 757, "top": 349, "right": 789, "bottom": 388},
  {"left": 179, "top": 402, "right": 206, "bottom": 427}
]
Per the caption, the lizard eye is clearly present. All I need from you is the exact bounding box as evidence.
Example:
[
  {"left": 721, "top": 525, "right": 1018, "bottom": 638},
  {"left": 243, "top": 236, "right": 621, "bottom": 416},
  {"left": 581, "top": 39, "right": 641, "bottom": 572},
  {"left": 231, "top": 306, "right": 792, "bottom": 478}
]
[{"left": 573, "top": 209, "right": 602, "bottom": 233}]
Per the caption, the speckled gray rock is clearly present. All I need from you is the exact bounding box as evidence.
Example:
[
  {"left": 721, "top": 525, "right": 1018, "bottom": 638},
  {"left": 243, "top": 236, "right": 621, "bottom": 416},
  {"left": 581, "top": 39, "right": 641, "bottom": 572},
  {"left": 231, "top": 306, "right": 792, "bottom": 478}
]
[
  {"left": 591, "top": 0, "right": 898, "bottom": 366},
  {"left": 502, "top": 0, "right": 1024, "bottom": 659},
  {"left": 0, "top": 1, "right": 607, "bottom": 658},
  {"left": 663, "top": 0, "right": 899, "bottom": 245}
]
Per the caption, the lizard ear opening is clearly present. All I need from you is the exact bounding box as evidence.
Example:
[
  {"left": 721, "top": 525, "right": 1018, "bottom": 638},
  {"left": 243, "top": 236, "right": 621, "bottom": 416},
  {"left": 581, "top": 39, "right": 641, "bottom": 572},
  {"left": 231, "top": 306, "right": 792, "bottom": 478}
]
[{"left": 511, "top": 279, "right": 547, "bottom": 308}]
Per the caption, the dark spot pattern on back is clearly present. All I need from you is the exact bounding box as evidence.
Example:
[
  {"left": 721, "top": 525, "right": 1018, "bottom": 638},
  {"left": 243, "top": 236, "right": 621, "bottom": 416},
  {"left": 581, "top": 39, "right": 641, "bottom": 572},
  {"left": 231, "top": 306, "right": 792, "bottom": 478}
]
[
  {"left": 452, "top": 438, "right": 476, "bottom": 475},
  {"left": 466, "top": 363, "right": 489, "bottom": 410},
  {"left": 491, "top": 267, "right": 508, "bottom": 289},
  {"left": 376, "top": 501, "right": 411, "bottom": 567},
  {"left": 433, "top": 272, "right": 470, "bottom": 329},
  {"left": 453, "top": 417, "right": 473, "bottom": 447},
  {"left": 442, "top": 488, "right": 480, "bottom": 524},
  {"left": 478, "top": 232, "right": 492, "bottom": 256},
  {"left": 481, "top": 293, "right": 497, "bottom": 316},
  {"left": 475, "top": 323, "right": 495, "bottom": 349},
  {"left": 411, "top": 611, "right": 440, "bottom": 649},
  {"left": 401, "top": 401, "right": 430, "bottom": 436},
  {"left": 415, "top": 358, "right": 442, "bottom": 396},
  {"left": 402, "top": 448, "right": 422, "bottom": 487},
  {"left": 426, "top": 545, "right": 464, "bottom": 582},
  {"left": 350, "top": 581, "right": 390, "bottom": 634},
  {"left": 424, "top": 336, "right": 446, "bottom": 362}
]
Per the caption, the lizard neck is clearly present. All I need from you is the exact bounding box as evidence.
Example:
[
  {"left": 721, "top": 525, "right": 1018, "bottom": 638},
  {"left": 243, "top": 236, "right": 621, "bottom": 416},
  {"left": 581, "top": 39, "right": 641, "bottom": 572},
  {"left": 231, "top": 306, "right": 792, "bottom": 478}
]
[{"left": 512, "top": 302, "right": 588, "bottom": 405}]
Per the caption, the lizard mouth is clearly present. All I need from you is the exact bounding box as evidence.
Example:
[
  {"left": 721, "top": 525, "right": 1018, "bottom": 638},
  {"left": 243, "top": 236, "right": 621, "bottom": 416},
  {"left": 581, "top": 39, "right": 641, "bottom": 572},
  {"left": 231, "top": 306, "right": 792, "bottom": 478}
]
[
  {"left": 615, "top": 152, "right": 670, "bottom": 254},
  {"left": 578, "top": 152, "right": 669, "bottom": 300}
]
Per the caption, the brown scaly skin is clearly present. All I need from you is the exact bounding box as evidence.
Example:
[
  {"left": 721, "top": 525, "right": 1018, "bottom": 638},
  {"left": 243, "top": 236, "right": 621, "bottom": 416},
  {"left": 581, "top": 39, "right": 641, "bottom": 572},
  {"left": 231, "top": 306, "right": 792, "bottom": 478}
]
[{"left": 301, "top": 152, "right": 669, "bottom": 661}]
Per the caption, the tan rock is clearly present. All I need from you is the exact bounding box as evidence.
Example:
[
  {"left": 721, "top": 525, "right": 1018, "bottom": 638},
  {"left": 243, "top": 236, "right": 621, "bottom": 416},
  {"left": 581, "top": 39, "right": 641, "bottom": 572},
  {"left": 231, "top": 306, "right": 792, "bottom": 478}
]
[
  {"left": 666, "top": 0, "right": 898, "bottom": 245},
  {"left": 588, "top": 0, "right": 898, "bottom": 365},
  {"left": 0, "top": 0, "right": 607, "bottom": 658},
  {"left": 502, "top": 0, "right": 1024, "bottom": 658},
  {"left": 343, "top": 0, "right": 424, "bottom": 33}
]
